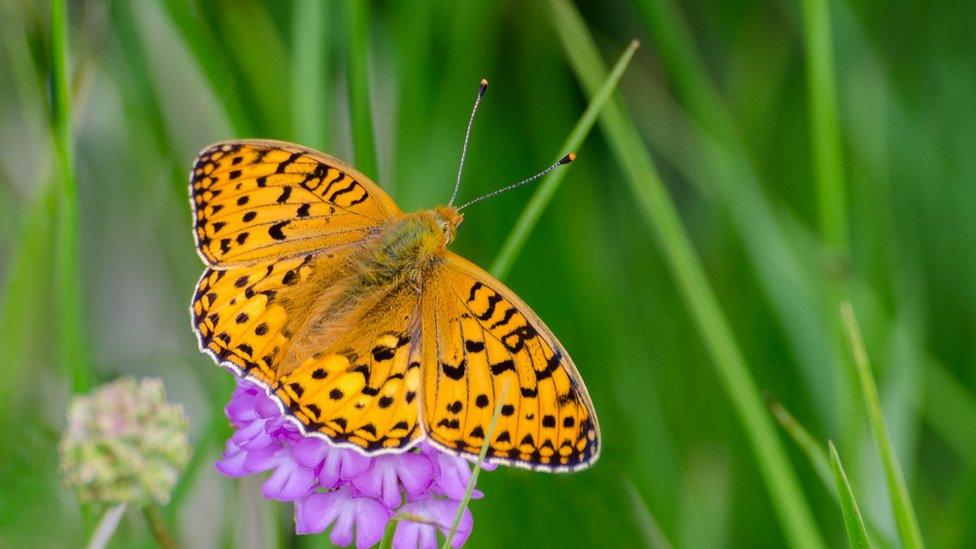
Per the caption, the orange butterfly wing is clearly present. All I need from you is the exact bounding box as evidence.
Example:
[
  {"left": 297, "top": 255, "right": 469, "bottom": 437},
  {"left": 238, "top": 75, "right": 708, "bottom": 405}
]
[
  {"left": 190, "top": 140, "right": 399, "bottom": 266},
  {"left": 419, "top": 252, "right": 600, "bottom": 471},
  {"left": 191, "top": 141, "right": 423, "bottom": 454}
]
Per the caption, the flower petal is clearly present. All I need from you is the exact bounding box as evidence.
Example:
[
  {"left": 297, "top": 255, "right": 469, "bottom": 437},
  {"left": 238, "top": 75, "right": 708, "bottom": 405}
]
[
  {"left": 432, "top": 499, "right": 473, "bottom": 548},
  {"left": 330, "top": 505, "right": 355, "bottom": 547},
  {"left": 393, "top": 521, "right": 427, "bottom": 549},
  {"left": 263, "top": 465, "right": 315, "bottom": 501},
  {"left": 293, "top": 437, "right": 329, "bottom": 469},
  {"left": 397, "top": 498, "right": 473, "bottom": 548},
  {"left": 396, "top": 453, "right": 435, "bottom": 497},
  {"left": 353, "top": 496, "right": 393, "bottom": 549},
  {"left": 318, "top": 447, "right": 372, "bottom": 489},
  {"left": 427, "top": 450, "right": 481, "bottom": 500},
  {"left": 262, "top": 448, "right": 317, "bottom": 501},
  {"left": 295, "top": 491, "right": 343, "bottom": 534},
  {"left": 214, "top": 442, "right": 250, "bottom": 477},
  {"left": 352, "top": 457, "right": 400, "bottom": 508}
]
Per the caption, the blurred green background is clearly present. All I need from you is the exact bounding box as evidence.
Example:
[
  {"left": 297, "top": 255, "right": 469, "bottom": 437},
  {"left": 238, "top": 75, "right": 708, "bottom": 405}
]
[{"left": 2, "top": 0, "right": 975, "bottom": 547}]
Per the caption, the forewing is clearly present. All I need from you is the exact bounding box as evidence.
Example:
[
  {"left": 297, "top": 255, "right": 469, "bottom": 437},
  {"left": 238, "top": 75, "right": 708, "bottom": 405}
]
[
  {"left": 190, "top": 140, "right": 399, "bottom": 266},
  {"left": 420, "top": 252, "right": 600, "bottom": 472}
]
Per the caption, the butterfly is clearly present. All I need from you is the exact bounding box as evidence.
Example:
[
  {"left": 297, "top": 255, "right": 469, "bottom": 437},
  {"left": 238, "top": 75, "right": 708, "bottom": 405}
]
[{"left": 189, "top": 84, "right": 600, "bottom": 472}]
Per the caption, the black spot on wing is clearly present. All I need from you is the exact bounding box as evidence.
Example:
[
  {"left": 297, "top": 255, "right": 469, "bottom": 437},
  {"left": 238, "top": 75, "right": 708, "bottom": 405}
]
[
  {"left": 489, "top": 360, "right": 515, "bottom": 376},
  {"left": 537, "top": 350, "right": 562, "bottom": 381},
  {"left": 276, "top": 152, "right": 302, "bottom": 173},
  {"left": 489, "top": 307, "right": 518, "bottom": 329},
  {"left": 477, "top": 293, "right": 504, "bottom": 321},
  {"left": 276, "top": 186, "right": 292, "bottom": 203},
  {"left": 268, "top": 221, "right": 289, "bottom": 240},
  {"left": 441, "top": 360, "right": 466, "bottom": 381},
  {"left": 466, "top": 282, "right": 484, "bottom": 303},
  {"left": 327, "top": 180, "right": 357, "bottom": 202}
]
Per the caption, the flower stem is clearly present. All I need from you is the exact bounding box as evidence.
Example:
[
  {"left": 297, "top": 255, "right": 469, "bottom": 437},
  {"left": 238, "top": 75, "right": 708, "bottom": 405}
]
[
  {"left": 441, "top": 383, "right": 510, "bottom": 549},
  {"left": 87, "top": 503, "right": 126, "bottom": 549},
  {"left": 142, "top": 504, "right": 178, "bottom": 549}
]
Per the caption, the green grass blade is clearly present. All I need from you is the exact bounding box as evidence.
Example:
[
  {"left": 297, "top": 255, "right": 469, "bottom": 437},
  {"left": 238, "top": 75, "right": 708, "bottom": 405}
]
[
  {"left": 346, "top": 0, "right": 379, "bottom": 181},
  {"left": 549, "top": 2, "right": 824, "bottom": 547},
  {"left": 110, "top": 0, "right": 185, "bottom": 196},
  {"left": 441, "top": 383, "right": 509, "bottom": 549},
  {"left": 292, "top": 0, "right": 329, "bottom": 150},
  {"left": 923, "top": 360, "right": 976, "bottom": 465},
  {"left": 155, "top": 0, "right": 254, "bottom": 135},
  {"left": 0, "top": 186, "right": 56, "bottom": 425},
  {"left": 632, "top": 0, "right": 851, "bottom": 440},
  {"left": 87, "top": 503, "right": 127, "bottom": 549},
  {"left": 841, "top": 303, "right": 924, "bottom": 548},
  {"left": 631, "top": 0, "right": 730, "bottom": 139},
  {"left": 51, "top": 0, "right": 90, "bottom": 393},
  {"left": 800, "top": 0, "right": 849, "bottom": 256},
  {"left": 208, "top": 2, "right": 289, "bottom": 138},
  {"left": 490, "top": 39, "right": 638, "bottom": 279},
  {"left": 770, "top": 399, "right": 895, "bottom": 548},
  {"left": 828, "top": 441, "right": 872, "bottom": 549},
  {"left": 768, "top": 399, "right": 834, "bottom": 489},
  {"left": 623, "top": 477, "right": 674, "bottom": 549}
]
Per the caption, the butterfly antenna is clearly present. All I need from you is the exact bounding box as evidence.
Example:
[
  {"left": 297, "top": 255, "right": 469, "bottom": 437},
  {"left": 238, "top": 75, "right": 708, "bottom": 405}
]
[
  {"left": 457, "top": 153, "right": 576, "bottom": 211},
  {"left": 449, "top": 79, "right": 489, "bottom": 206}
]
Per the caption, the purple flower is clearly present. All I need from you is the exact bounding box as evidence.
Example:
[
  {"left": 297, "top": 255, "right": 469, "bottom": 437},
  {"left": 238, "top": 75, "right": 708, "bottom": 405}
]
[
  {"left": 422, "top": 444, "right": 494, "bottom": 500},
  {"left": 317, "top": 443, "right": 371, "bottom": 489},
  {"left": 215, "top": 378, "right": 490, "bottom": 548},
  {"left": 296, "top": 486, "right": 391, "bottom": 548},
  {"left": 352, "top": 452, "right": 435, "bottom": 508},
  {"left": 393, "top": 497, "right": 473, "bottom": 549}
]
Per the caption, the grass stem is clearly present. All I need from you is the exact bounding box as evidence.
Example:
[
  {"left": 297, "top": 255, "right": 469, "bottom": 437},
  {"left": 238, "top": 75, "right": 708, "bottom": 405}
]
[
  {"left": 549, "top": 2, "right": 824, "bottom": 547},
  {"left": 51, "top": 0, "right": 90, "bottom": 393},
  {"left": 828, "top": 441, "right": 872, "bottom": 548},
  {"left": 87, "top": 503, "right": 127, "bottom": 549},
  {"left": 346, "top": 0, "right": 379, "bottom": 181},
  {"left": 441, "top": 383, "right": 510, "bottom": 549},
  {"left": 156, "top": 0, "right": 255, "bottom": 135},
  {"left": 800, "top": 0, "right": 849, "bottom": 257},
  {"left": 490, "top": 39, "right": 639, "bottom": 279},
  {"left": 292, "top": 0, "right": 329, "bottom": 150},
  {"left": 841, "top": 303, "right": 924, "bottom": 548}
]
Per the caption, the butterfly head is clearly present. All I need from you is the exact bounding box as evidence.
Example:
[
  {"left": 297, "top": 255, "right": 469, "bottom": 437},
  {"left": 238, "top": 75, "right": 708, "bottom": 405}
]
[{"left": 432, "top": 205, "right": 464, "bottom": 245}]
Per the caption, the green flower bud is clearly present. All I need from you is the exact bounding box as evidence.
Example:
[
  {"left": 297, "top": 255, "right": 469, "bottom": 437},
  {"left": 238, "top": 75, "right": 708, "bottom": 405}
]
[{"left": 59, "top": 377, "right": 190, "bottom": 507}]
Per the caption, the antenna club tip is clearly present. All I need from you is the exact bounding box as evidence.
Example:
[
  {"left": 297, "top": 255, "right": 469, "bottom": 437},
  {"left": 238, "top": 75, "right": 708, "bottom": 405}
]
[
  {"left": 478, "top": 79, "right": 489, "bottom": 96},
  {"left": 560, "top": 152, "right": 576, "bottom": 165}
]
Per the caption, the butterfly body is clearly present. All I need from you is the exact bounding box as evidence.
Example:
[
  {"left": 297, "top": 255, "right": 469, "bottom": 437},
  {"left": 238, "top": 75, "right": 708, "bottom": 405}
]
[
  {"left": 346, "top": 206, "right": 461, "bottom": 291},
  {"left": 190, "top": 140, "right": 599, "bottom": 472}
]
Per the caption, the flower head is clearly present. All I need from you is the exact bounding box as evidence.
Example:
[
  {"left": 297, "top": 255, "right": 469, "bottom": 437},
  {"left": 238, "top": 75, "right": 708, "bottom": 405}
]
[
  {"left": 216, "top": 377, "right": 489, "bottom": 548},
  {"left": 59, "top": 377, "right": 190, "bottom": 507}
]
